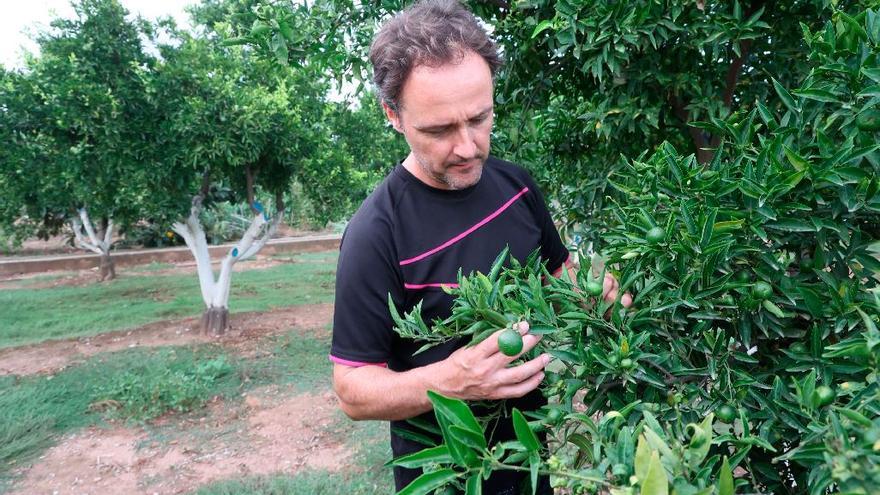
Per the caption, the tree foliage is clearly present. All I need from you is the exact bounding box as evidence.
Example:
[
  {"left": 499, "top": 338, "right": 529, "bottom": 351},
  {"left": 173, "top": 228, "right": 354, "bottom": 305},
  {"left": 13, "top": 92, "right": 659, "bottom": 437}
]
[
  {"left": 470, "top": 0, "right": 878, "bottom": 243},
  {"left": 0, "top": 0, "right": 154, "bottom": 244},
  {"left": 390, "top": 5, "right": 880, "bottom": 494}
]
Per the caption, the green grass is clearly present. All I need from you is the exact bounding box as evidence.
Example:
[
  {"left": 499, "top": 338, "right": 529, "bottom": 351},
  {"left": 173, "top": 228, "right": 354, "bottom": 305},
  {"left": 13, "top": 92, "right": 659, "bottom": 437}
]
[{"left": 0, "top": 251, "right": 338, "bottom": 348}]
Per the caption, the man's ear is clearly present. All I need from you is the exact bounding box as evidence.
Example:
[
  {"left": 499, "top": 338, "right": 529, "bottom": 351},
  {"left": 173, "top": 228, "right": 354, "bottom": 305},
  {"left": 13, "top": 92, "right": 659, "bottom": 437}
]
[{"left": 382, "top": 101, "right": 403, "bottom": 133}]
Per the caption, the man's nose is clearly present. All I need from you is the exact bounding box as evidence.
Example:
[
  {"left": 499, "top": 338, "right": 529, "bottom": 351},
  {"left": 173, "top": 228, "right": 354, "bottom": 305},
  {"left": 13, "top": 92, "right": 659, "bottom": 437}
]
[{"left": 451, "top": 126, "right": 477, "bottom": 159}]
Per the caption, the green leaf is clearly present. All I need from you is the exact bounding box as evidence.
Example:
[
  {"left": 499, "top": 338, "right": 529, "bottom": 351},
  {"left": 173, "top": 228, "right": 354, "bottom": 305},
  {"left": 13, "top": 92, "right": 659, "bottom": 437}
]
[
  {"left": 449, "top": 424, "right": 488, "bottom": 450},
  {"left": 427, "top": 391, "right": 483, "bottom": 436},
  {"left": 512, "top": 408, "right": 541, "bottom": 452},
  {"left": 791, "top": 88, "right": 840, "bottom": 103},
  {"left": 465, "top": 474, "right": 482, "bottom": 495},
  {"left": 634, "top": 434, "right": 651, "bottom": 481},
  {"left": 783, "top": 145, "right": 809, "bottom": 171},
  {"left": 862, "top": 67, "right": 880, "bottom": 84},
  {"left": 531, "top": 20, "right": 554, "bottom": 39},
  {"left": 718, "top": 456, "right": 734, "bottom": 495},
  {"left": 388, "top": 445, "right": 452, "bottom": 469},
  {"left": 772, "top": 77, "right": 799, "bottom": 114},
  {"left": 640, "top": 451, "right": 668, "bottom": 495},
  {"left": 396, "top": 468, "right": 459, "bottom": 495},
  {"left": 762, "top": 300, "right": 786, "bottom": 318},
  {"left": 529, "top": 451, "right": 540, "bottom": 495}
]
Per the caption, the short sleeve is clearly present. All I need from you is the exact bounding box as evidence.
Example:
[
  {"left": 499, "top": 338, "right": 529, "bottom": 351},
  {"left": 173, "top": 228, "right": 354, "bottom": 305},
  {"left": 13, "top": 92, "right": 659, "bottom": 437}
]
[
  {"left": 330, "top": 215, "right": 402, "bottom": 367},
  {"left": 522, "top": 173, "right": 570, "bottom": 274}
]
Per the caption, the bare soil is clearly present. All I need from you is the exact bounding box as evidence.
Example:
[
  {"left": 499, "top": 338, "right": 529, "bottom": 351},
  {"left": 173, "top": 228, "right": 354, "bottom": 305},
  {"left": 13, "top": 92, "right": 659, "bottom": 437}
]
[
  {"left": 3, "top": 298, "right": 350, "bottom": 494},
  {"left": 7, "top": 389, "right": 349, "bottom": 495},
  {"left": 0, "top": 304, "right": 335, "bottom": 376}
]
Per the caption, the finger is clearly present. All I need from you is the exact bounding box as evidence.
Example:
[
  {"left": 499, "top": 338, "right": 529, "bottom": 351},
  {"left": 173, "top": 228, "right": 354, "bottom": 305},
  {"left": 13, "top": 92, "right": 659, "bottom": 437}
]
[
  {"left": 603, "top": 287, "right": 618, "bottom": 304},
  {"left": 493, "top": 370, "right": 546, "bottom": 399},
  {"left": 489, "top": 331, "right": 543, "bottom": 366},
  {"left": 498, "top": 354, "right": 550, "bottom": 384},
  {"left": 621, "top": 292, "right": 633, "bottom": 308},
  {"left": 473, "top": 328, "right": 502, "bottom": 357},
  {"left": 603, "top": 273, "right": 618, "bottom": 295}
]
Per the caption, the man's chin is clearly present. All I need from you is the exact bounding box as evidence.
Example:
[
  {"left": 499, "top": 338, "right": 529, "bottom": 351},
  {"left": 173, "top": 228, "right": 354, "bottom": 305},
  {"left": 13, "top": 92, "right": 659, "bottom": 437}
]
[{"left": 444, "top": 165, "right": 483, "bottom": 190}]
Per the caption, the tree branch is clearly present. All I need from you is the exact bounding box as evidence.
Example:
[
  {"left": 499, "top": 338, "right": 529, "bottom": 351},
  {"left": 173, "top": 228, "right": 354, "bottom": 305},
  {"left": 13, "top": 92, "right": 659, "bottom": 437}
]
[
  {"left": 669, "top": 94, "right": 713, "bottom": 163},
  {"left": 199, "top": 168, "right": 211, "bottom": 198},
  {"left": 246, "top": 165, "right": 257, "bottom": 214}
]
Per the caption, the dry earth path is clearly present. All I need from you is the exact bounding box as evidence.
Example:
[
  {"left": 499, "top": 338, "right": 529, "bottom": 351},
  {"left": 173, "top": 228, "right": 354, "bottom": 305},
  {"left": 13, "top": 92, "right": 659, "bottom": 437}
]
[{"left": 7, "top": 388, "right": 351, "bottom": 495}]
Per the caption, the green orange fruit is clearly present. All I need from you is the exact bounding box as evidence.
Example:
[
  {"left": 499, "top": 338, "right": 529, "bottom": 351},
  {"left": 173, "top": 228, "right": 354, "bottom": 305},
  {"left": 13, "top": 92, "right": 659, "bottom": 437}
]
[
  {"left": 717, "top": 404, "right": 737, "bottom": 423},
  {"left": 812, "top": 385, "right": 836, "bottom": 408},
  {"left": 646, "top": 226, "right": 666, "bottom": 245},
  {"left": 752, "top": 281, "right": 773, "bottom": 300},
  {"left": 497, "top": 328, "right": 524, "bottom": 357}
]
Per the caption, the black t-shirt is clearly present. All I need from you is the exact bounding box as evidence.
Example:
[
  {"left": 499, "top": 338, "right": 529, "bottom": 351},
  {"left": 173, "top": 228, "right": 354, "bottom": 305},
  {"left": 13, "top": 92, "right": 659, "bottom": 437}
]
[{"left": 330, "top": 156, "right": 568, "bottom": 492}]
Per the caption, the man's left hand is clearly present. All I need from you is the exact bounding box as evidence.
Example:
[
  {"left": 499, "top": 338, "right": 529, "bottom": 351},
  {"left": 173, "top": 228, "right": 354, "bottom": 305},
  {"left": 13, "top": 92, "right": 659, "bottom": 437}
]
[{"left": 602, "top": 272, "right": 633, "bottom": 307}]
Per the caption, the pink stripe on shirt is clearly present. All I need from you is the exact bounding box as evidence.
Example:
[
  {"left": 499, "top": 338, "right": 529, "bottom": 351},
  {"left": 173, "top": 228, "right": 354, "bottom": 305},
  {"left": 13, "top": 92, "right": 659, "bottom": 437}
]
[
  {"left": 329, "top": 355, "right": 388, "bottom": 368},
  {"left": 399, "top": 187, "right": 530, "bottom": 266},
  {"left": 404, "top": 282, "right": 460, "bottom": 290}
]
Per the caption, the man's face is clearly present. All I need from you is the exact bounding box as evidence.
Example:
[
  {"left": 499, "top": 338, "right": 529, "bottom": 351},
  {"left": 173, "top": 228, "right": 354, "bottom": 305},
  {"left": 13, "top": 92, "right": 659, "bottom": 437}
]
[{"left": 384, "top": 51, "right": 494, "bottom": 190}]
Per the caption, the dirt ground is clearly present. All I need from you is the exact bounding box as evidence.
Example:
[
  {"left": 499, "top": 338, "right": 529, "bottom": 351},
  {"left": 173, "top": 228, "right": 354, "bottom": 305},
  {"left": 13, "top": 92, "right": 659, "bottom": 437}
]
[
  {"left": 2, "top": 300, "right": 350, "bottom": 494},
  {"left": 7, "top": 388, "right": 350, "bottom": 495}
]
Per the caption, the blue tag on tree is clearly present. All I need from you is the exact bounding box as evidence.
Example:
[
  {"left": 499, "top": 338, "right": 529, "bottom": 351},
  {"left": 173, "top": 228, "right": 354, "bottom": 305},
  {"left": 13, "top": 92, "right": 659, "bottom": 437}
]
[{"left": 231, "top": 247, "right": 239, "bottom": 258}]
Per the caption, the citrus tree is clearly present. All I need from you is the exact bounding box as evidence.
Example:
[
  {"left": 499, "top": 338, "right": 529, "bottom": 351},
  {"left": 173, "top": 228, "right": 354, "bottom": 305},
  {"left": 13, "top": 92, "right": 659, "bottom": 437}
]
[
  {"left": 148, "top": 7, "right": 405, "bottom": 335},
  {"left": 471, "top": 0, "right": 879, "bottom": 245},
  {"left": 0, "top": 0, "right": 154, "bottom": 279},
  {"left": 389, "top": 5, "right": 880, "bottom": 494}
]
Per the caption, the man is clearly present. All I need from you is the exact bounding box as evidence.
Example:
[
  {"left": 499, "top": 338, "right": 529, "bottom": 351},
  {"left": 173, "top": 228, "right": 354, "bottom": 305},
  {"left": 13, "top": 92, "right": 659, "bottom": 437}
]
[{"left": 330, "top": 1, "right": 629, "bottom": 492}]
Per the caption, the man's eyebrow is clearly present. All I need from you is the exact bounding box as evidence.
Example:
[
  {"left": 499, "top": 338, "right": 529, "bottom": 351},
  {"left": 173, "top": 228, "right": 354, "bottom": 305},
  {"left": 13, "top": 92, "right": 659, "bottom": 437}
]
[{"left": 414, "top": 107, "right": 493, "bottom": 131}]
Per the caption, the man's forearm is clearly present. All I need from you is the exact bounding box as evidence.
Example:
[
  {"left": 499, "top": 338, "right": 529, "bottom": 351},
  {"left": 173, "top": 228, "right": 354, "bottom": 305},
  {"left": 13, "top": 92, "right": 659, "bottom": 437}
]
[{"left": 333, "top": 362, "right": 440, "bottom": 421}]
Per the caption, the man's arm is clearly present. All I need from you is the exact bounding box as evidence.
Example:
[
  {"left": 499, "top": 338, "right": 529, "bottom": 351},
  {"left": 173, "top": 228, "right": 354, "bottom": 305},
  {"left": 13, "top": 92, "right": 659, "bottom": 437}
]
[{"left": 333, "top": 323, "right": 550, "bottom": 421}]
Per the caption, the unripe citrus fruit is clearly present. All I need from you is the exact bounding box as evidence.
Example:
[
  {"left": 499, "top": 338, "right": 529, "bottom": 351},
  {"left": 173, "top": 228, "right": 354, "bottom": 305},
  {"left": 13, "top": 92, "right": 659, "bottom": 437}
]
[
  {"left": 646, "top": 226, "right": 666, "bottom": 245},
  {"left": 717, "top": 404, "right": 737, "bottom": 423},
  {"left": 812, "top": 385, "right": 835, "bottom": 408},
  {"left": 586, "top": 280, "right": 603, "bottom": 296},
  {"left": 497, "top": 328, "right": 524, "bottom": 356},
  {"left": 752, "top": 281, "right": 773, "bottom": 300}
]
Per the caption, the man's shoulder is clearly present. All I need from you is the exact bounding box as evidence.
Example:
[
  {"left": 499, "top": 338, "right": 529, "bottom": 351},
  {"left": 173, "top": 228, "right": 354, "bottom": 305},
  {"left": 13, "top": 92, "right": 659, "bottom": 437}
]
[
  {"left": 343, "top": 166, "right": 408, "bottom": 244},
  {"left": 485, "top": 155, "right": 538, "bottom": 187}
]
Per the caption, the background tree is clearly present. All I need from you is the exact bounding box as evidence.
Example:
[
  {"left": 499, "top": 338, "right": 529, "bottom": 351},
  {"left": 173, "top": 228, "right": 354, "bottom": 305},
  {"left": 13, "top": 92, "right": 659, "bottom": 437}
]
[
  {"left": 149, "top": 8, "right": 405, "bottom": 334},
  {"left": 0, "top": 0, "right": 155, "bottom": 280}
]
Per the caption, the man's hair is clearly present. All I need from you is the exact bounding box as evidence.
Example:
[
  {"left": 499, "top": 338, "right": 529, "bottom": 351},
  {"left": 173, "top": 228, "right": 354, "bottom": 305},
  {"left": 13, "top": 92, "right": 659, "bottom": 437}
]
[{"left": 369, "top": 0, "right": 503, "bottom": 112}]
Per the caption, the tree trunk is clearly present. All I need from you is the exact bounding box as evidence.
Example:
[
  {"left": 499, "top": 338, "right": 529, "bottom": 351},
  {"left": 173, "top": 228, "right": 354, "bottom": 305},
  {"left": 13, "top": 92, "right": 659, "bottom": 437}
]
[
  {"left": 99, "top": 253, "right": 116, "bottom": 281},
  {"left": 201, "top": 306, "right": 229, "bottom": 336}
]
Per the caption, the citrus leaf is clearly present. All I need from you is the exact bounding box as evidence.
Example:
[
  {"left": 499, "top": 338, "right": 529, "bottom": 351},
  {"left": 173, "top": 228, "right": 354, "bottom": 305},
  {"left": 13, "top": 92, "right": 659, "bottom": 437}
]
[
  {"left": 396, "top": 468, "right": 459, "bottom": 495},
  {"left": 387, "top": 445, "right": 451, "bottom": 469},
  {"left": 512, "top": 408, "right": 541, "bottom": 452},
  {"left": 640, "top": 451, "right": 668, "bottom": 495},
  {"left": 718, "top": 456, "right": 734, "bottom": 495}
]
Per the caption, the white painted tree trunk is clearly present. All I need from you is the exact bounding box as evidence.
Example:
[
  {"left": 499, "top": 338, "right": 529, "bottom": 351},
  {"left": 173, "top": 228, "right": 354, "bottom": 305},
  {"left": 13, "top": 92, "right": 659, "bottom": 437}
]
[
  {"left": 70, "top": 208, "right": 116, "bottom": 281},
  {"left": 172, "top": 196, "right": 282, "bottom": 335}
]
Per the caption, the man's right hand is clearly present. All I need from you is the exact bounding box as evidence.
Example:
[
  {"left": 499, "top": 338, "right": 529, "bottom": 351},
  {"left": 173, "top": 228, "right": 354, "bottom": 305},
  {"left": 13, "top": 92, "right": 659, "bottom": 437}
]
[{"left": 428, "top": 321, "right": 550, "bottom": 401}]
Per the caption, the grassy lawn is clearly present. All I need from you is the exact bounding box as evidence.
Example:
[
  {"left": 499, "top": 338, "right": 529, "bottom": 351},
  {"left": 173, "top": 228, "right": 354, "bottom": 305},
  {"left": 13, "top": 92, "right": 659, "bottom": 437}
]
[{"left": 0, "top": 251, "right": 338, "bottom": 348}]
